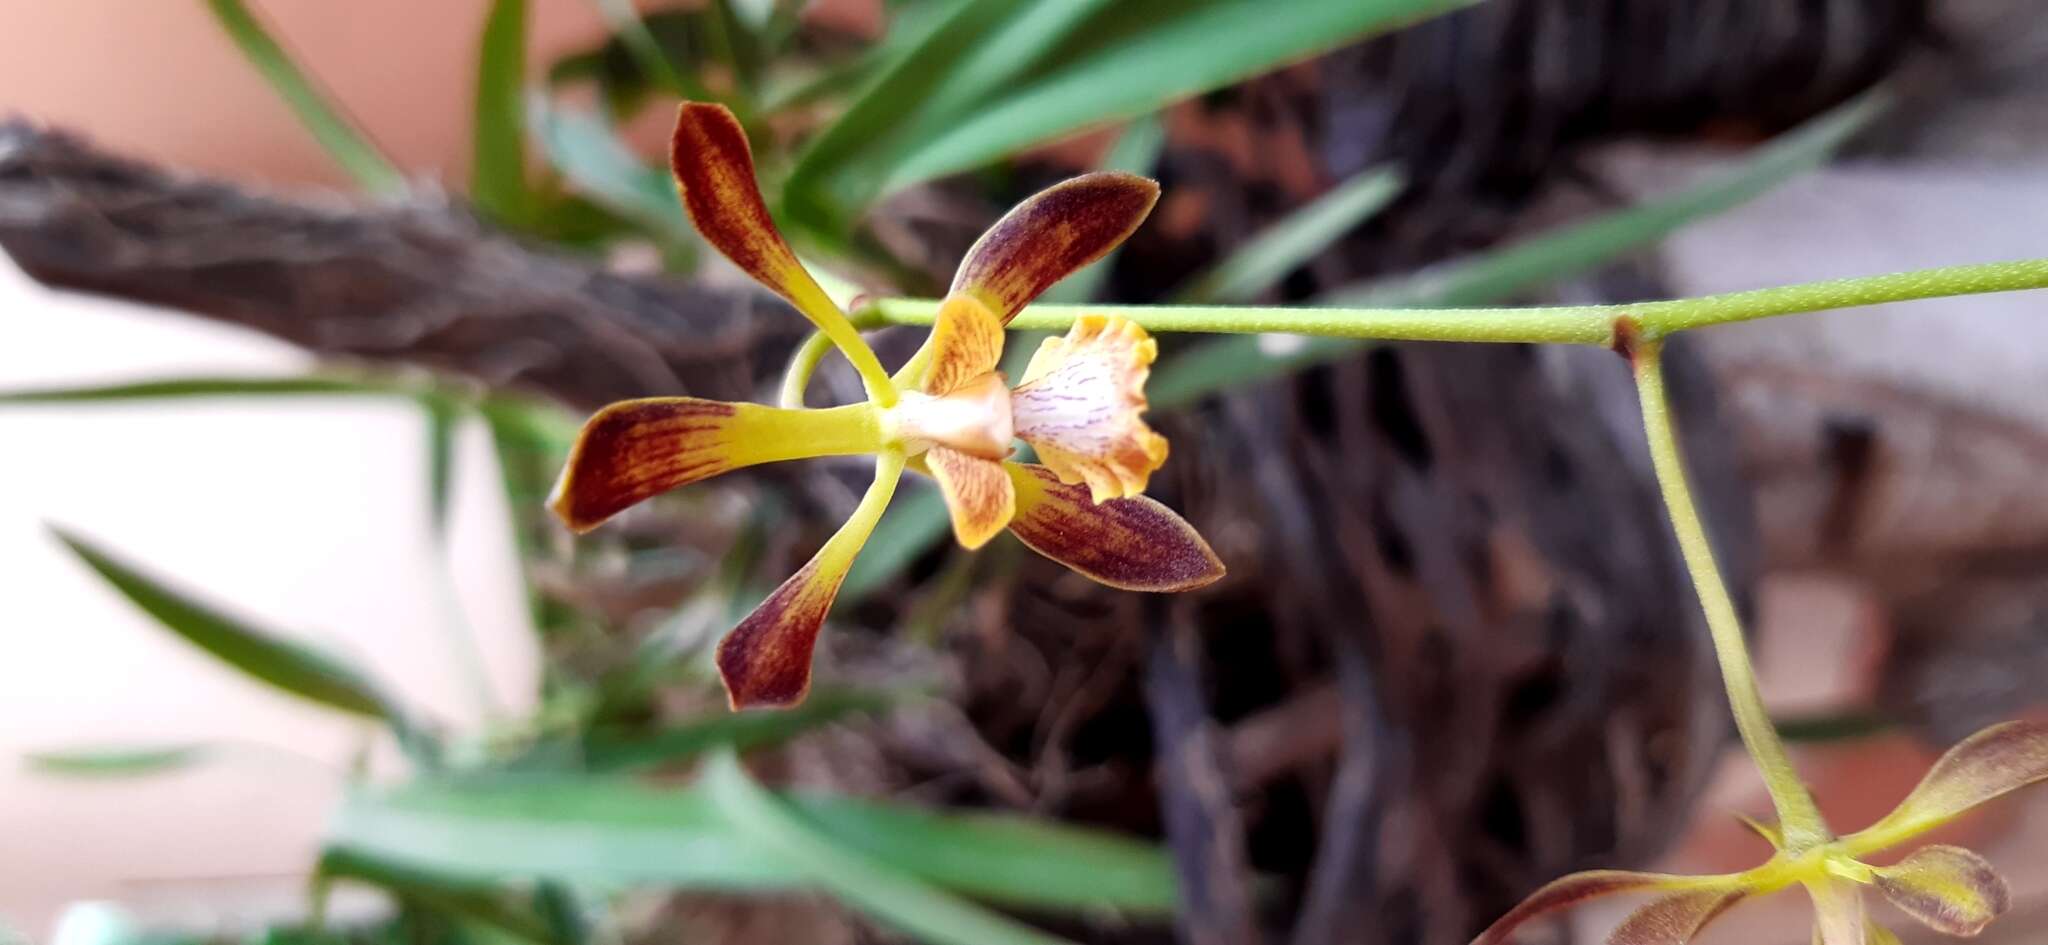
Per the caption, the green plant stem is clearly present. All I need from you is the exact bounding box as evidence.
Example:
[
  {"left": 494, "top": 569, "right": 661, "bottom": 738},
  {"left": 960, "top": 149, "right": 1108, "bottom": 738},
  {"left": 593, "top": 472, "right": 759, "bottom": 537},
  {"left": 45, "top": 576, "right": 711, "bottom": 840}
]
[
  {"left": 864, "top": 258, "right": 2048, "bottom": 344},
  {"left": 1634, "top": 342, "right": 1828, "bottom": 852},
  {"left": 779, "top": 330, "right": 837, "bottom": 407}
]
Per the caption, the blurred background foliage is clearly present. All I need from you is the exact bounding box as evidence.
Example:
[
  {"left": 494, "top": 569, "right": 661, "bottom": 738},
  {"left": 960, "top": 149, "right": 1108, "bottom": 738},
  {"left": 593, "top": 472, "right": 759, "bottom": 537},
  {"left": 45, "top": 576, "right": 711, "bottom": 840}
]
[{"left": 8, "top": 0, "right": 1981, "bottom": 943}]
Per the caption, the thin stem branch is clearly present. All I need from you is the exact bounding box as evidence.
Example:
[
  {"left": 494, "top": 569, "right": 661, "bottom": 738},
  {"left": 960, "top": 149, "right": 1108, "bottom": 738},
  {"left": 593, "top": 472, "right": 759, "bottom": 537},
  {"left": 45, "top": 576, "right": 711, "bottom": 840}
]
[
  {"left": 1634, "top": 341, "right": 1829, "bottom": 851},
  {"left": 779, "top": 330, "right": 837, "bottom": 408},
  {"left": 866, "top": 258, "right": 2048, "bottom": 345}
]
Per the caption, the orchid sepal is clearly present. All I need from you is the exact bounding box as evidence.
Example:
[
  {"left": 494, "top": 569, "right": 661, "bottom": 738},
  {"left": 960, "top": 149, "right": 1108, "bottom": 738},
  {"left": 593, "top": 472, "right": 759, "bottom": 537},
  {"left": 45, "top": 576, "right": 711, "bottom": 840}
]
[{"left": 549, "top": 399, "right": 883, "bottom": 533}]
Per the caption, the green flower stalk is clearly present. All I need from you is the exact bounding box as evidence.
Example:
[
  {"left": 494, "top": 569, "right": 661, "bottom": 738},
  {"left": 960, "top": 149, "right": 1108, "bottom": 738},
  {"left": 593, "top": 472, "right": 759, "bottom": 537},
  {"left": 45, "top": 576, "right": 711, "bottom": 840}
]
[{"left": 1470, "top": 339, "right": 2048, "bottom": 945}]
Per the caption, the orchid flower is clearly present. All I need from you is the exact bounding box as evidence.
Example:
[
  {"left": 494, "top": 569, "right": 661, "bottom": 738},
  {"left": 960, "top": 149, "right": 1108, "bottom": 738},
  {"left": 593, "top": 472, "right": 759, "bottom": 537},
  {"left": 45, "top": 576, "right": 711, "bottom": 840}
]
[
  {"left": 1474, "top": 719, "right": 2048, "bottom": 945},
  {"left": 548, "top": 103, "right": 1224, "bottom": 709}
]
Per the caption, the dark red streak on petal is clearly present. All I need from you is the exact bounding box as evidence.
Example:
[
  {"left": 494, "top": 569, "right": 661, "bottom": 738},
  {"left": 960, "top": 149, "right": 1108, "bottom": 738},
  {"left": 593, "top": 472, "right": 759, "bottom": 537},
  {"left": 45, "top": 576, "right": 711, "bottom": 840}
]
[
  {"left": 953, "top": 173, "right": 1159, "bottom": 323},
  {"left": 669, "top": 103, "right": 805, "bottom": 297},
  {"left": 1006, "top": 464, "right": 1222, "bottom": 592},
  {"left": 715, "top": 559, "right": 836, "bottom": 709},
  {"left": 551, "top": 399, "right": 740, "bottom": 532}
]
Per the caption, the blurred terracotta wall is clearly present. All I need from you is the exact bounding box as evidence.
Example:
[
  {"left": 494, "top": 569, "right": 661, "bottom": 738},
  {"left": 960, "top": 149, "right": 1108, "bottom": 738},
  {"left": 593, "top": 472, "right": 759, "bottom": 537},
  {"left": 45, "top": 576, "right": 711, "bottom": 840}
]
[{"left": 0, "top": 0, "right": 608, "bottom": 187}]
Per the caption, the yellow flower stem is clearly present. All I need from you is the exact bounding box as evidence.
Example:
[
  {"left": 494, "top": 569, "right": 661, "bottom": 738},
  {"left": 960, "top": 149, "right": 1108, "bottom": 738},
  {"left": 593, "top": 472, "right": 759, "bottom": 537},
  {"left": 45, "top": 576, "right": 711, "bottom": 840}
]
[
  {"left": 863, "top": 258, "right": 2048, "bottom": 345},
  {"left": 791, "top": 284, "right": 900, "bottom": 407},
  {"left": 779, "top": 329, "right": 837, "bottom": 408},
  {"left": 1634, "top": 341, "right": 1830, "bottom": 852}
]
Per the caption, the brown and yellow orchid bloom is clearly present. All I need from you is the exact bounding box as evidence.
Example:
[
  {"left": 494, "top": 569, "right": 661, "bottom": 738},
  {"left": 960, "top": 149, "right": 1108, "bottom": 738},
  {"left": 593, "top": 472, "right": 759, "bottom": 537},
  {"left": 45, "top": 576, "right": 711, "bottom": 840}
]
[
  {"left": 1474, "top": 719, "right": 2048, "bottom": 945},
  {"left": 548, "top": 103, "right": 1224, "bottom": 709}
]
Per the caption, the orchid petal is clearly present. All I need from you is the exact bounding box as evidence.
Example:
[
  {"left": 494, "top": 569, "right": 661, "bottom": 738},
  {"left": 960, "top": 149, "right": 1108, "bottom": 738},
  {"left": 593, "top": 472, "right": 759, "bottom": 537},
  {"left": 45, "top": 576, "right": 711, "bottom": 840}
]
[
  {"left": 923, "top": 294, "right": 1006, "bottom": 396},
  {"left": 1806, "top": 878, "right": 1868, "bottom": 945},
  {"left": 714, "top": 452, "right": 905, "bottom": 709},
  {"left": 1844, "top": 720, "right": 2048, "bottom": 856},
  {"left": 550, "top": 399, "right": 881, "bottom": 533},
  {"left": 1871, "top": 845, "right": 2009, "bottom": 936},
  {"left": 670, "top": 103, "right": 882, "bottom": 388},
  {"left": 950, "top": 172, "right": 1159, "bottom": 323},
  {"left": 925, "top": 446, "right": 1016, "bottom": 550},
  {"left": 1011, "top": 315, "right": 1168, "bottom": 502},
  {"left": 1004, "top": 463, "right": 1222, "bottom": 592},
  {"left": 1471, "top": 870, "right": 1725, "bottom": 945},
  {"left": 1606, "top": 888, "right": 1745, "bottom": 945}
]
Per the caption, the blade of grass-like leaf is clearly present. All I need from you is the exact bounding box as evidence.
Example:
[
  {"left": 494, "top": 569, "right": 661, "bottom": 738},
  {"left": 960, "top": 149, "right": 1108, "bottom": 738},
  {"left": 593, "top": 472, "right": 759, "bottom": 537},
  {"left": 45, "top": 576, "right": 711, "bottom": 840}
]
[
  {"left": 532, "top": 100, "right": 694, "bottom": 243},
  {"left": 785, "top": 0, "right": 1021, "bottom": 228},
  {"left": 24, "top": 744, "right": 211, "bottom": 778},
  {"left": 1036, "top": 113, "right": 1167, "bottom": 307},
  {"left": 703, "top": 751, "right": 1079, "bottom": 945},
  {"left": 783, "top": 788, "right": 1177, "bottom": 914},
  {"left": 1146, "top": 88, "right": 1888, "bottom": 406},
  {"left": 423, "top": 396, "right": 460, "bottom": 539},
  {"left": 1173, "top": 165, "right": 1403, "bottom": 304},
  {"left": 51, "top": 528, "right": 407, "bottom": 726},
  {"left": 320, "top": 849, "right": 559, "bottom": 945},
  {"left": 1331, "top": 90, "right": 1890, "bottom": 309},
  {"left": 328, "top": 776, "right": 1178, "bottom": 914},
  {"left": 588, "top": 0, "right": 718, "bottom": 104},
  {"left": 204, "top": 0, "right": 405, "bottom": 196},
  {"left": 874, "top": 0, "right": 1477, "bottom": 195},
  {"left": 473, "top": 0, "right": 533, "bottom": 224},
  {"left": 885, "top": 0, "right": 1118, "bottom": 151},
  {"left": 329, "top": 777, "right": 791, "bottom": 891},
  {"left": 0, "top": 375, "right": 422, "bottom": 404},
  {"left": 580, "top": 688, "right": 901, "bottom": 772},
  {"left": 476, "top": 395, "right": 583, "bottom": 639}
]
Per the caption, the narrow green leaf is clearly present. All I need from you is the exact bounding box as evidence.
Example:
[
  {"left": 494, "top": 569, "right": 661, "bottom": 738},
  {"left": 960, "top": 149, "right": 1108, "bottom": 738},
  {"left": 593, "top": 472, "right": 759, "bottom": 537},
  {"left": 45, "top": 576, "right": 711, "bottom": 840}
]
[
  {"left": 1330, "top": 90, "right": 1890, "bottom": 309},
  {"left": 24, "top": 744, "right": 211, "bottom": 778},
  {"left": 1147, "top": 89, "right": 1889, "bottom": 406},
  {"left": 0, "top": 375, "right": 422, "bottom": 404},
  {"left": 1174, "top": 165, "right": 1403, "bottom": 304},
  {"left": 531, "top": 100, "right": 693, "bottom": 242},
  {"left": 475, "top": 395, "right": 582, "bottom": 639},
  {"left": 328, "top": 776, "right": 1178, "bottom": 915},
  {"left": 319, "top": 849, "right": 559, "bottom": 945},
  {"left": 785, "top": 0, "right": 1022, "bottom": 227},
  {"left": 703, "top": 751, "right": 1079, "bottom": 945},
  {"left": 1037, "top": 113, "right": 1168, "bottom": 307},
  {"left": 422, "top": 396, "right": 461, "bottom": 539},
  {"left": 473, "top": 0, "right": 533, "bottom": 224},
  {"left": 579, "top": 688, "right": 899, "bottom": 772},
  {"left": 51, "top": 528, "right": 404, "bottom": 724},
  {"left": 783, "top": 788, "right": 1177, "bottom": 914},
  {"left": 587, "top": 0, "right": 717, "bottom": 104},
  {"left": 875, "top": 0, "right": 1474, "bottom": 198},
  {"left": 890, "top": 0, "right": 1119, "bottom": 145},
  {"left": 203, "top": 0, "right": 406, "bottom": 196}
]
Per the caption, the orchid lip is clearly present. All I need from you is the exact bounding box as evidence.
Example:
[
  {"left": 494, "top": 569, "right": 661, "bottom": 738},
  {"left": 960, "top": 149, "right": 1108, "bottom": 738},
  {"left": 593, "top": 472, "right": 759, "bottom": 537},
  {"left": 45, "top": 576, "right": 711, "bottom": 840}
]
[{"left": 884, "top": 372, "right": 1014, "bottom": 460}]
